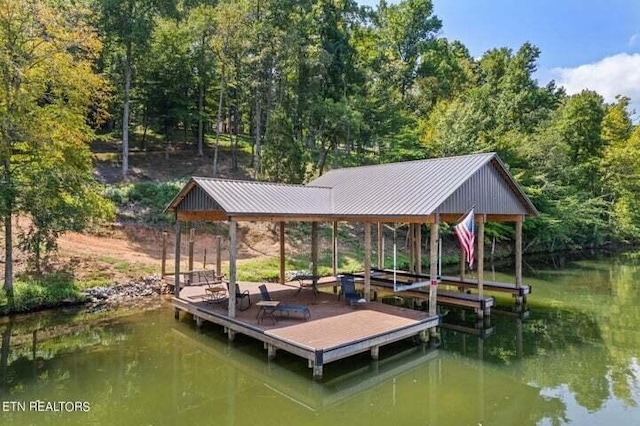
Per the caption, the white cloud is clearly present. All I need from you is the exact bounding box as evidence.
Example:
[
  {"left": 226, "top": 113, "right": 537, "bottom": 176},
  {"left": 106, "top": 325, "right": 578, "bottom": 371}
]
[{"left": 552, "top": 53, "right": 640, "bottom": 116}]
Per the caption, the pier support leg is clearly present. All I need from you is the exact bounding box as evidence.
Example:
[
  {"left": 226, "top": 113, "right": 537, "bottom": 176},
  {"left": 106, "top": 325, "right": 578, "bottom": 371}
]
[
  {"left": 267, "top": 344, "right": 277, "bottom": 360},
  {"left": 419, "top": 330, "right": 430, "bottom": 343},
  {"left": 429, "top": 217, "right": 439, "bottom": 317},
  {"left": 174, "top": 308, "right": 180, "bottom": 320},
  {"left": 195, "top": 316, "right": 203, "bottom": 328},
  {"left": 227, "top": 329, "right": 236, "bottom": 342},
  {"left": 279, "top": 222, "right": 285, "bottom": 285},
  {"left": 371, "top": 346, "right": 380, "bottom": 361},
  {"left": 228, "top": 220, "right": 237, "bottom": 319},
  {"left": 515, "top": 217, "right": 523, "bottom": 305},
  {"left": 364, "top": 223, "right": 371, "bottom": 301},
  {"left": 313, "top": 363, "right": 323, "bottom": 380}
]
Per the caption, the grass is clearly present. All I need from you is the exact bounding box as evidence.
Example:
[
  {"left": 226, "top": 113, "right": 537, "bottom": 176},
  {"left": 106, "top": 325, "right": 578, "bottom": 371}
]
[
  {"left": 0, "top": 272, "right": 85, "bottom": 315},
  {"left": 103, "top": 180, "right": 185, "bottom": 224}
]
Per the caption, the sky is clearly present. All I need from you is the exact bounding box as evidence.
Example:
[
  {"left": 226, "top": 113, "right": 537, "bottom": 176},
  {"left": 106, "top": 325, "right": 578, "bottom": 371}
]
[{"left": 358, "top": 0, "right": 640, "bottom": 116}]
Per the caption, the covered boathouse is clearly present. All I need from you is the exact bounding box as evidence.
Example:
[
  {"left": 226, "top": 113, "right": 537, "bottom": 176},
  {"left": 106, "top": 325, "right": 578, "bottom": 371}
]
[{"left": 165, "top": 152, "right": 538, "bottom": 379}]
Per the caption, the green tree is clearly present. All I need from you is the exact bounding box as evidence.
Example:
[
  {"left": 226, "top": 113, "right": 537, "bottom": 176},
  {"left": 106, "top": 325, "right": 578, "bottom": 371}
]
[
  {"left": 0, "top": 0, "right": 113, "bottom": 295},
  {"left": 260, "top": 107, "right": 309, "bottom": 183}
]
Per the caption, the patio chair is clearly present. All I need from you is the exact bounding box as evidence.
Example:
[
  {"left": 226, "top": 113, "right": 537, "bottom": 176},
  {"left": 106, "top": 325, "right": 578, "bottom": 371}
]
[
  {"left": 258, "top": 285, "right": 310, "bottom": 320},
  {"left": 338, "top": 275, "right": 363, "bottom": 306},
  {"left": 227, "top": 282, "right": 251, "bottom": 311},
  {"left": 204, "top": 277, "right": 228, "bottom": 305}
]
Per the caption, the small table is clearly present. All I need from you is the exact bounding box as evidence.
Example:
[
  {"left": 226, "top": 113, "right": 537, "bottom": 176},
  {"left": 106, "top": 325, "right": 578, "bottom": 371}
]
[
  {"left": 256, "top": 301, "right": 280, "bottom": 324},
  {"left": 293, "top": 275, "right": 320, "bottom": 297},
  {"left": 205, "top": 286, "right": 227, "bottom": 304}
]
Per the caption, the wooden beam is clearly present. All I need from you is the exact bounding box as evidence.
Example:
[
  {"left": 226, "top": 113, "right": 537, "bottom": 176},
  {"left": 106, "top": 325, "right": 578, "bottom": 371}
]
[
  {"left": 216, "top": 236, "right": 222, "bottom": 276},
  {"left": 459, "top": 248, "right": 466, "bottom": 281},
  {"left": 438, "top": 213, "right": 526, "bottom": 224},
  {"left": 311, "top": 222, "right": 318, "bottom": 286},
  {"left": 408, "top": 224, "right": 414, "bottom": 274},
  {"left": 228, "top": 221, "right": 237, "bottom": 319},
  {"left": 377, "top": 223, "right": 383, "bottom": 269},
  {"left": 174, "top": 221, "right": 181, "bottom": 297},
  {"left": 161, "top": 232, "right": 167, "bottom": 276},
  {"left": 364, "top": 223, "right": 371, "bottom": 301},
  {"left": 515, "top": 218, "right": 523, "bottom": 304},
  {"left": 332, "top": 221, "right": 338, "bottom": 276},
  {"left": 177, "top": 210, "right": 228, "bottom": 222},
  {"left": 416, "top": 223, "right": 422, "bottom": 275},
  {"left": 477, "top": 217, "right": 485, "bottom": 304},
  {"left": 187, "top": 228, "right": 195, "bottom": 273},
  {"left": 230, "top": 214, "right": 437, "bottom": 224},
  {"left": 429, "top": 217, "right": 439, "bottom": 317},
  {"left": 279, "top": 222, "right": 285, "bottom": 285}
]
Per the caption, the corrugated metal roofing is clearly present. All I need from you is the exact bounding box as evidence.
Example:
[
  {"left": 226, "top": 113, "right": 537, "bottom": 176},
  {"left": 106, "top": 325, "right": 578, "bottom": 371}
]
[
  {"left": 166, "top": 153, "right": 538, "bottom": 218},
  {"left": 307, "top": 152, "right": 536, "bottom": 216},
  {"left": 172, "top": 178, "right": 333, "bottom": 215}
]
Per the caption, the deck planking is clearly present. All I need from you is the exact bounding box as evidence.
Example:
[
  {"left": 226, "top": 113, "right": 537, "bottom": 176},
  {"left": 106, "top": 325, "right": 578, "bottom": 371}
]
[{"left": 172, "top": 282, "right": 439, "bottom": 379}]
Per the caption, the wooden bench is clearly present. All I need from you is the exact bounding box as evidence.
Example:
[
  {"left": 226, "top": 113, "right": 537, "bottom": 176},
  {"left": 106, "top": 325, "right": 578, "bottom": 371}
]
[{"left": 182, "top": 270, "right": 224, "bottom": 286}]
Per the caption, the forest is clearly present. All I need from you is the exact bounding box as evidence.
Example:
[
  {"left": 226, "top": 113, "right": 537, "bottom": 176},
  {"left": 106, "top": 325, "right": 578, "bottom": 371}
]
[{"left": 1, "top": 0, "right": 640, "bottom": 295}]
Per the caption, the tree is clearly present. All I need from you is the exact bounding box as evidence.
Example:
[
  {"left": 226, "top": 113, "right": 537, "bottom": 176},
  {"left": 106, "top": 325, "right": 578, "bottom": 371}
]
[
  {"left": 0, "top": 0, "right": 113, "bottom": 296},
  {"left": 98, "top": 0, "right": 162, "bottom": 179},
  {"left": 260, "top": 107, "right": 309, "bottom": 183}
]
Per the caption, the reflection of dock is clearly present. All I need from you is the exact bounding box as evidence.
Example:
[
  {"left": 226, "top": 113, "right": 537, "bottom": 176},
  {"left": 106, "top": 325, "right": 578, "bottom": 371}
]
[
  {"left": 440, "top": 321, "right": 495, "bottom": 339},
  {"left": 172, "top": 328, "right": 439, "bottom": 411}
]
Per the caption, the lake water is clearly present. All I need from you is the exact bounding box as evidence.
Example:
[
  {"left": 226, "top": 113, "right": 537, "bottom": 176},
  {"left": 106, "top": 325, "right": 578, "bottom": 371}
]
[{"left": 1, "top": 252, "right": 639, "bottom": 425}]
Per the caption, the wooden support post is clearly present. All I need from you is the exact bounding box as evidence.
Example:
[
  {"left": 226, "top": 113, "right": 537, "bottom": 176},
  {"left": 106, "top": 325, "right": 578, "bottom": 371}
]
[
  {"left": 332, "top": 221, "right": 338, "bottom": 276},
  {"left": 267, "top": 344, "right": 277, "bottom": 360},
  {"left": 313, "top": 363, "right": 323, "bottom": 380},
  {"left": 228, "top": 221, "right": 237, "bottom": 319},
  {"left": 203, "top": 248, "right": 207, "bottom": 269},
  {"left": 279, "top": 222, "right": 286, "bottom": 284},
  {"left": 311, "top": 222, "right": 318, "bottom": 287},
  {"left": 364, "top": 222, "right": 371, "bottom": 301},
  {"left": 174, "top": 221, "right": 182, "bottom": 297},
  {"left": 188, "top": 228, "right": 195, "bottom": 273},
  {"left": 459, "top": 249, "right": 466, "bottom": 281},
  {"left": 377, "top": 223, "right": 383, "bottom": 269},
  {"left": 216, "top": 236, "right": 222, "bottom": 276},
  {"left": 195, "top": 316, "right": 203, "bottom": 328},
  {"left": 371, "top": 345, "right": 380, "bottom": 361},
  {"left": 477, "top": 217, "right": 485, "bottom": 303},
  {"left": 416, "top": 224, "right": 422, "bottom": 275},
  {"left": 227, "top": 329, "right": 235, "bottom": 342},
  {"left": 515, "top": 218, "right": 523, "bottom": 304},
  {"left": 429, "top": 218, "right": 439, "bottom": 317},
  {"left": 419, "top": 329, "right": 429, "bottom": 343},
  {"left": 408, "top": 224, "right": 415, "bottom": 273},
  {"left": 161, "top": 232, "right": 168, "bottom": 276}
]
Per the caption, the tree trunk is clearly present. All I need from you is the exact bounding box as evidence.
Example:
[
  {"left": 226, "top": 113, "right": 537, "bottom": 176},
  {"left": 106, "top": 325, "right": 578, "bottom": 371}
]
[
  {"left": 122, "top": 43, "right": 132, "bottom": 180},
  {"left": 198, "top": 81, "right": 205, "bottom": 156},
  {"left": 0, "top": 321, "right": 12, "bottom": 391},
  {"left": 2, "top": 158, "right": 13, "bottom": 300},
  {"left": 212, "top": 76, "right": 225, "bottom": 177},
  {"left": 253, "top": 100, "right": 262, "bottom": 178}
]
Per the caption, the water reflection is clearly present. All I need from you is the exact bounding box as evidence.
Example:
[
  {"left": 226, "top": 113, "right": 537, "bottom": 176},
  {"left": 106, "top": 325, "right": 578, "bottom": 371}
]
[{"left": 0, "top": 252, "right": 639, "bottom": 424}]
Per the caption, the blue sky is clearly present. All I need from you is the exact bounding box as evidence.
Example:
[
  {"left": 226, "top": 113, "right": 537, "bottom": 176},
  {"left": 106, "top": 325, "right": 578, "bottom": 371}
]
[{"left": 358, "top": 0, "right": 640, "bottom": 115}]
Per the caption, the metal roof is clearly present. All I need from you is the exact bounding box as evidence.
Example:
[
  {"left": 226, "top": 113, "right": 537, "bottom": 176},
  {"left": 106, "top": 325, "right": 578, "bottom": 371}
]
[
  {"left": 307, "top": 152, "right": 538, "bottom": 216},
  {"left": 166, "top": 153, "right": 538, "bottom": 218},
  {"left": 168, "top": 178, "right": 333, "bottom": 215}
]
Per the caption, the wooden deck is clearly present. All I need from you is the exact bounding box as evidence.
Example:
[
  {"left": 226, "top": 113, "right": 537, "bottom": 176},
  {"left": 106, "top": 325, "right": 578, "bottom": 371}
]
[
  {"left": 173, "top": 283, "right": 439, "bottom": 379},
  {"left": 351, "top": 270, "right": 495, "bottom": 317}
]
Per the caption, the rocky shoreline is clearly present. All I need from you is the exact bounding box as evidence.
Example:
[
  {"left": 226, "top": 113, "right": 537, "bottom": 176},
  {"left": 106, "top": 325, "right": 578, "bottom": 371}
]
[{"left": 83, "top": 275, "right": 172, "bottom": 312}]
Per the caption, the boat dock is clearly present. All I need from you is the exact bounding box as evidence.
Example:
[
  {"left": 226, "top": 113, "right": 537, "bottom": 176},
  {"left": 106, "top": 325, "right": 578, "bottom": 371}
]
[{"left": 172, "top": 283, "right": 439, "bottom": 380}]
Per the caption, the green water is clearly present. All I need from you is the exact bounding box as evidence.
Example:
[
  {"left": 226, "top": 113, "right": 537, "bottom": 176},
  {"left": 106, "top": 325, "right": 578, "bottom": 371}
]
[{"left": 1, "top": 252, "right": 640, "bottom": 425}]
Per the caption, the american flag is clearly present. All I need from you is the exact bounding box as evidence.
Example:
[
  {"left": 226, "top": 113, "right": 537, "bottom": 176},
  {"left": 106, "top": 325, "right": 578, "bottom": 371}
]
[{"left": 454, "top": 209, "right": 475, "bottom": 269}]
